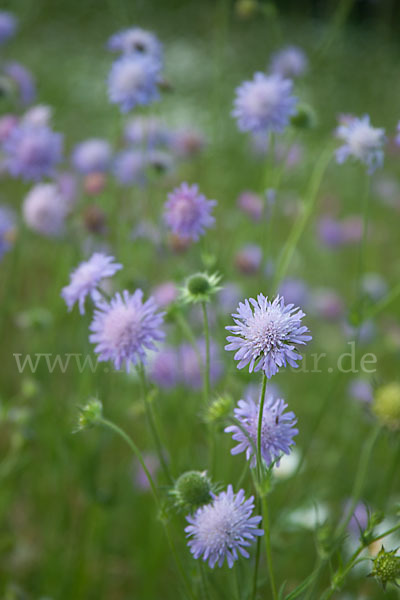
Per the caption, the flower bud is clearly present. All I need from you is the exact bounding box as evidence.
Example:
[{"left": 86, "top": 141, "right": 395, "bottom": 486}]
[
  {"left": 369, "top": 546, "right": 400, "bottom": 590},
  {"left": 180, "top": 272, "right": 221, "bottom": 304},
  {"left": 372, "top": 383, "right": 400, "bottom": 430},
  {"left": 171, "top": 470, "right": 212, "bottom": 511},
  {"left": 204, "top": 395, "right": 233, "bottom": 425},
  {"left": 75, "top": 398, "right": 103, "bottom": 432},
  {"left": 290, "top": 104, "right": 317, "bottom": 130}
]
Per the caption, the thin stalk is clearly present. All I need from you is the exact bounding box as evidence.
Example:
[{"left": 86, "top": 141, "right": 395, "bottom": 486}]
[
  {"left": 251, "top": 498, "right": 262, "bottom": 600},
  {"left": 201, "top": 302, "right": 211, "bottom": 404},
  {"left": 175, "top": 311, "right": 203, "bottom": 367},
  {"left": 199, "top": 561, "right": 211, "bottom": 600},
  {"left": 256, "top": 374, "right": 267, "bottom": 483},
  {"left": 355, "top": 176, "right": 370, "bottom": 321},
  {"left": 262, "top": 495, "right": 278, "bottom": 600}
]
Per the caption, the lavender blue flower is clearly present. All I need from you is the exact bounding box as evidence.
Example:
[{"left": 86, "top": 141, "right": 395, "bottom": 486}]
[
  {"left": 336, "top": 115, "right": 385, "bottom": 174},
  {"left": 107, "top": 54, "right": 161, "bottom": 113},
  {"left": 0, "top": 205, "right": 16, "bottom": 259},
  {"left": 0, "top": 114, "right": 18, "bottom": 143},
  {"left": 225, "top": 394, "right": 298, "bottom": 468},
  {"left": 89, "top": 289, "right": 165, "bottom": 371},
  {"left": 22, "top": 105, "right": 52, "bottom": 128},
  {"left": 108, "top": 27, "right": 162, "bottom": 61},
  {"left": 72, "top": 139, "right": 112, "bottom": 175},
  {"left": 61, "top": 253, "right": 122, "bottom": 314},
  {"left": 124, "top": 116, "right": 170, "bottom": 148},
  {"left": 181, "top": 339, "right": 223, "bottom": 390},
  {"left": 113, "top": 150, "right": 147, "bottom": 186},
  {"left": 232, "top": 73, "right": 297, "bottom": 135},
  {"left": 225, "top": 294, "right": 311, "bottom": 378},
  {"left": 270, "top": 46, "right": 308, "bottom": 78},
  {"left": 164, "top": 182, "right": 216, "bottom": 242},
  {"left": 22, "top": 183, "right": 68, "bottom": 237},
  {"left": 235, "top": 244, "right": 262, "bottom": 275},
  {"left": 4, "top": 124, "right": 62, "bottom": 181},
  {"left": 4, "top": 62, "right": 36, "bottom": 105},
  {"left": 185, "top": 485, "right": 263, "bottom": 568},
  {"left": 149, "top": 346, "right": 180, "bottom": 389},
  {"left": 0, "top": 11, "right": 17, "bottom": 45},
  {"left": 278, "top": 278, "right": 309, "bottom": 308}
]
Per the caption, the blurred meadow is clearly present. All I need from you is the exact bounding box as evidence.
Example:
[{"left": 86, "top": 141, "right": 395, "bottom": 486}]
[{"left": 1, "top": 0, "right": 400, "bottom": 599}]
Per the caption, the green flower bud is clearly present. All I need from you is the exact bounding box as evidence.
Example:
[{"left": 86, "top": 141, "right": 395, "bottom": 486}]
[
  {"left": 75, "top": 398, "right": 103, "bottom": 432},
  {"left": 204, "top": 395, "right": 233, "bottom": 425},
  {"left": 369, "top": 546, "right": 400, "bottom": 590},
  {"left": 290, "top": 104, "right": 317, "bottom": 130},
  {"left": 171, "top": 470, "right": 213, "bottom": 511},
  {"left": 180, "top": 272, "right": 222, "bottom": 304},
  {"left": 372, "top": 383, "right": 400, "bottom": 430}
]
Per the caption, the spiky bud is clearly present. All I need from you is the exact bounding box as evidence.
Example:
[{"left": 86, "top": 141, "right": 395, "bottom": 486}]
[
  {"left": 369, "top": 546, "right": 400, "bottom": 590},
  {"left": 180, "top": 272, "right": 222, "bottom": 304},
  {"left": 75, "top": 398, "right": 103, "bottom": 432},
  {"left": 204, "top": 395, "right": 233, "bottom": 425},
  {"left": 171, "top": 470, "right": 213, "bottom": 511},
  {"left": 372, "top": 383, "right": 400, "bottom": 430},
  {"left": 290, "top": 104, "right": 317, "bottom": 130}
]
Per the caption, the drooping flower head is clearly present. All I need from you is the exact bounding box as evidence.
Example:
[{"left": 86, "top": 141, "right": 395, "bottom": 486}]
[
  {"left": 0, "top": 205, "right": 17, "bottom": 259},
  {"left": 225, "top": 294, "right": 311, "bottom": 378},
  {"left": 270, "top": 45, "right": 308, "bottom": 78},
  {"left": 71, "top": 139, "right": 112, "bottom": 175},
  {"left": 185, "top": 485, "right": 263, "bottom": 568},
  {"left": 107, "top": 54, "right": 161, "bottom": 113},
  {"left": 0, "top": 11, "right": 17, "bottom": 45},
  {"left": 336, "top": 115, "right": 385, "bottom": 174},
  {"left": 164, "top": 182, "right": 216, "bottom": 242},
  {"left": 89, "top": 289, "right": 165, "bottom": 371},
  {"left": 232, "top": 73, "right": 297, "bottom": 135},
  {"left": 225, "top": 394, "right": 298, "bottom": 468},
  {"left": 3, "top": 62, "right": 36, "bottom": 105},
  {"left": 4, "top": 123, "right": 63, "bottom": 181},
  {"left": 107, "top": 27, "right": 162, "bottom": 61},
  {"left": 61, "top": 253, "right": 122, "bottom": 314},
  {"left": 22, "top": 183, "right": 68, "bottom": 237}
]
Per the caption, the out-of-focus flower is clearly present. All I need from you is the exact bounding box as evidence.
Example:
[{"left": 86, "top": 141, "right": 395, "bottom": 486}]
[
  {"left": 372, "top": 383, "right": 400, "bottom": 431},
  {"left": 234, "top": 244, "right": 262, "bottom": 275},
  {"left": 341, "top": 215, "right": 363, "bottom": 244},
  {"left": 273, "top": 447, "right": 300, "bottom": 479},
  {"left": 348, "top": 378, "right": 373, "bottom": 405},
  {"left": 113, "top": 150, "right": 147, "bottom": 186},
  {"left": 225, "top": 294, "right": 311, "bottom": 379},
  {"left": 4, "top": 124, "right": 63, "bottom": 181},
  {"left": 83, "top": 172, "right": 107, "bottom": 196},
  {"left": 362, "top": 273, "right": 388, "bottom": 302},
  {"left": 270, "top": 46, "right": 308, "bottom": 78},
  {"left": 181, "top": 339, "right": 223, "bottom": 389},
  {"left": 185, "top": 485, "right": 263, "bottom": 568},
  {"left": 147, "top": 149, "right": 174, "bottom": 173},
  {"left": 237, "top": 191, "right": 264, "bottom": 221},
  {"left": 152, "top": 281, "right": 179, "bottom": 308},
  {"left": 0, "top": 114, "right": 18, "bottom": 143},
  {"left": 89, "top": 289, "right": 165, "bottom": 371},
  {"left": 0, "top": 11, "right": 17, "bottom": 45},
  {"left": 56, "top": 172, "right": 78, "bottom": 209},
  {"left": 343, "top": 501, "right": 369, "bottom": 537},
  {"left": 22, "top": 183, "right": 68, "bottom": 236},
  {"left": 343, "top": 320, "right": 376, "bottom": 344},
  {"left": 311, "top": 289, "right": 344, "bottom": 321},
  {"left": 4, "top": 62, "right": 36, "bottom": 105},
  {"left": 61, "top": 253, "right": 122, "bottom": 314},
  {"left": 107, "top": 54, "right": 161, "bottom": 113},
  {"left": 108, "top": 27, "right": 162, "bottom": 61},
  {"left": 336, "top": 115, "right": 385, "bottom": 174},
  {"left": 72, "top": 139, "right": 112, "bottom": 175},
  {"left": 232, "top": 73, "right": 297, "bottom": 135},
  {"left": 171, "top": 128, "right": 206, "bottom": 158},
  {"left": 133, "top": 452, "right": 159, "bottom": 492},
  {"left": 225, "top": 393, "right": 298, "bottom": 468},
  {"left": 317, "top": 216, "right": 344, "bottom": 248},
  {"left": 22, "top": 105, "right": 52, "bottom": 128},
  {"left": 278, "top": 278, "right": 309, "bottom": 308},
  {"left": 124, "top": 116, "right": 170, "bottom": 148},
  {"left": 164, "top": 182, "right": 216, "bottom": 242},
  {"left": 218, "top": 283, "right": 242, "bottom": 313},
  {"left": 395, "top": 121, "right": 400, "bottom": 148},
  {"left": 0, "top": 205, "right": 17, "bottom": 259},
  {"left": 149, "top": 345, "right": 180, "bottom": 388}
]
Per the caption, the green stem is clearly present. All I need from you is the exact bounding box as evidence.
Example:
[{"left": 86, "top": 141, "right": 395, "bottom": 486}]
[
  {"left": 201, "top": 302, "right": 211, "bottom": 404},
  {"left": 262, "top": 495, "right": 278, "bottom": 600},
  {"left": 175, "top": 311, "right": 203, "bottom": 367},
  {"left": 98, "top": 417, "right": 197, "bottom": 600},
  {"left": 356, "top": 176, "right": 370, "bottom": 320},
  {"left": 199, "top": 561, "right": 211, "bottom": 600},
  {"left": 257, "top": 374, "right": 267, "bottom": 483},
  {"left": 251, "top": 498, "right": 262, "bottom": 600}
]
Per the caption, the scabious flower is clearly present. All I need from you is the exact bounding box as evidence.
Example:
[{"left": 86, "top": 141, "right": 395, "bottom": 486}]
[
  {"left": 72, "top": 139, "right": 112, "bottom": 175},
  {"left": 113, "top": 150, "right": 147, "bottom": 186},
  {"left": 164, "top": 182, "right": 216, "bottom": 242},
  {"left": 107, "top": 27, "right": 162, "bottom": 61},
  {"left": 0, "top": 11, "right": 17, "bottom": 45},
  {"left": 225, "top": 294, "right": 311, "bottom": 378},
  {"left": 0, "top": 205, "right": 17, "bottom": 259},
  {"left": 107, "top": 54, "right": 161, "bottom": 113},
  {"left": 0, "top": 114, "right": 18, "bottom": 143},
  {"left": 22, "top": 105, "right": 52, "bottom": 128},
  {"left": 336, "top": 115, "right": 386, "bottom": 174},
  {"left": 185, "top": 485, "right": 263, "bottom": 568},
  {"left": 235, "top": 244, "right": 262, "bottom": 275},
  {"left": 4, "top": 62, "right": 36, "bottom": 105},
  {"left": 89, "top": 289, "right": 165, "bottom": 371},
  {"left": 270, "top": 45, "right": 308, "bottom": 78},
  {"left": 22, "top": 183, "right": 68, "bottom": 236},
  {"left": 149, "top": 345, "right": 180, "bottom": 389},
  {"left": 237, "top": 191, "right": 264, "bottom": 221},
  {"left": 225, "top": 394, "right": 298, "bottom": 468},
  {"left": 232, "top": 73, "right": 297, "bottom": 135},
  {"left": 61, "top": 253, "right": 122, "bottom": 314},
  {"left": 4, "top": 123, "right": 63, "bottom": 181}
]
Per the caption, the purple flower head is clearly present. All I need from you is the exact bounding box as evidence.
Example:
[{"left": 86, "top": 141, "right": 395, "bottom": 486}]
[
  {"left": 152, "top": 281, "right": 179, "bottom": 308},
  {"left": 336, "top": 115, "right": 385, "bottom": 174},
  {"left": 343, "top": 501, "right": 369, "bottom": 537},
  {"left": 124, "top": 116, "right": 170, "bottom": 148},
  {"left": 108, "top": 27, "right": 162, "bottom": 61},
  {"left": 72, "top": 139, "right": 112, "bottom": 175},
  {"left": 0, "top": 114, "right": 18, "bottom": 143},
  {"left": 181, "top": 339, "right": 223, "bottom": 390},
  {"left": 225, "top": 294, "right": 311, "bottom": 379},
  {"left": 113, "top": 150, "right": 147, "bottom": 186},
  {"left": 270, "top": 46, "right": 308, "bottom": 78},
  {"left": 22, "top": 183, "right": 68, "bottom": 237},
  {"left": 0, "top": 205, "right": 17, "bottom": 259},
  {"left": 348, "top": 378, "right": 373, "bottom": 405},
  {"left": 107, "top": 54, "right": 161, "bottom": 113},
  {"left": 0, "top": 11, "right": 17, "bottom": 45},
  {"left": 4, "top": 62, "right": 36, "bottom": 105},
  {"left": 150, "top": 346, "right": 180, "bottom": 389},
  {"left": 237, "top": 191, "right": 264, "bottom": 221},
  {"left": 235, "top": 244, "right": 262, "bottom": 275},
  {"left": 395, "top": 121, "right": 400, "bottom": 147},
  {"left": 225, "top": 393, "right": 298, "bottom": 468},
  {"left": 185, "top": 485, "right": 263, "bottom": 568},
  {"left": 89, "top": 289, "right": 165, "bottom": 371},
  {"left": 61, "top": 253, "right": 122, "bottom": 314},
  {"left": 317, "top": 216, "right": 345, "bottom": 248},
  {"left": 232, "top": 73, "right": 297, "bottom": 135},
  {"left": 4, "top": 124, "right": 63, "bottom": 181},
  {"left": 278, "top": 278, "right": 309, "bottom": 308},
  {"left": 218, "top": 283, "right": 242, "bottom": 314},
  {"left": 22, "top": 105, "right": 52, "bottom": 128},
  {"left": 164, "top": 182, "right": 216, "bottom": 242},
  {"left": 311, "top": 288, "right": 344, "bottom": 321}
]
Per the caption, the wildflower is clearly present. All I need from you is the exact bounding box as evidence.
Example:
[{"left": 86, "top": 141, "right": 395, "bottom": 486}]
[
  {"left": 83, "top": 204, "right": 107, "bottom": 234},
  {"left": 181, "top": 340, "right": 223, "bottom": 389},
  {"left": 336, "top": 115, "right": 385, "bottom": 174},
  {"left": 0, "top": 205, "right": 17, "bottom": 259},
  {"left": 113, "top": 150, "right": 147, "bottom": 186},
  {"left": 72, "top": 139, "right": 112, "bottom": 175},
  {"left": 232, "top": 72, "right": 297, "bottom": 135},
  {"left": 124, "top": 116, "right": 170, "bottom": 148},
  {"left": 372, "top": 383, "right": 400, "bottom": 430},
  {"left": 225, "top": 294, "right": 311, "bottom": 378},
  {"left": 107, "top": 27, "right": 162, "bottom": 61},
  {"left": 61, "top": 253, "right": 122, "bottom": 314},
  {"left": 22, "top": 105, "right": 52, "bottom": 128},
  {"left": 171, "top": 128, "right": 205, "bottom": 158},
  {"left": 0, "top": 114, "right": 18, "bottom": 143},
  {"left": 4, "top": 123, "right": 62, "bottom": 181},
  {"left": 149, "top": 346, "right": 180, "bottom": 389},
  {"left": 234, "top": 244, "right": 262, "bottom": 275},
  {"left": 164, "top": 182, "right": 216, "bottom": 242},
  {"left": 185, "top": 485, "right": 263, "bottom": 568},
  {"left": 180, "top": 272, "right": 222, "bottom": 304},
  {"left": 348, "top": 378, "right": 373, "bottom": 405},
  {"left": 311, "top": 288, "right": 344, "bottom": 321},
  {"left": 278, "top": 278, "right": 309, "bottom": 308},
  {"left": 270, "top": 46, "right": 308, "bottom": 78},
  {"left": 172, "top": 471, "right": 213, "bottom": 511},
  {"left": 107, "top": 54, "right": 161, "bottom": 113},
  {"left": 0, "top": 11, "right": 17, "bottom": 45},
  {"left": 369, "top": 546, "right": 400, "bottom": 590},
  {"left": 22, "top": 183, "right": 68, "bottom": 236},
  {"left": 152, "top": 281, "right": 179, "bottom": 308},
  {"left": 89, "top": 289, "right": 165, "bottom": 371},
  {"left": 3, "top": 62, "right": 36, "bottom": 105},
  {"left": 237, "top": 191, "right": 264, "bottom": 221},
  {"left": 225, "top": 394, "right": 298, "bottom": 468}
]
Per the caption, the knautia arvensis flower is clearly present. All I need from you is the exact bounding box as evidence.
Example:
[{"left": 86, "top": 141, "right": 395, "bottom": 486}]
[
  {"left": 335, "top": 114, "right": 386, "bottom": 174},
  {"left": 107, "top": 53, "right": 161, "bottom": 113},
  {"left": 164, "top": 182, "right": 216, "bottom": 242},
  {"left": 369, "top": 546, "right": 400, "bottom": 590},
  {"left": 225, "top": 294, "right": 311, "bottom": 378},
  {"left": 185, "top": 485, "right": 263, "bottom": 568},
  {"left": 225, "top": 393, "right": 298, "bottom": 468}
]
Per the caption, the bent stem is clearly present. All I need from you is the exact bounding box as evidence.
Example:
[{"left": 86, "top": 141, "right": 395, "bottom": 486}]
[{"left": 98, "top": 417, "right": 197, "bottom": 600}]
